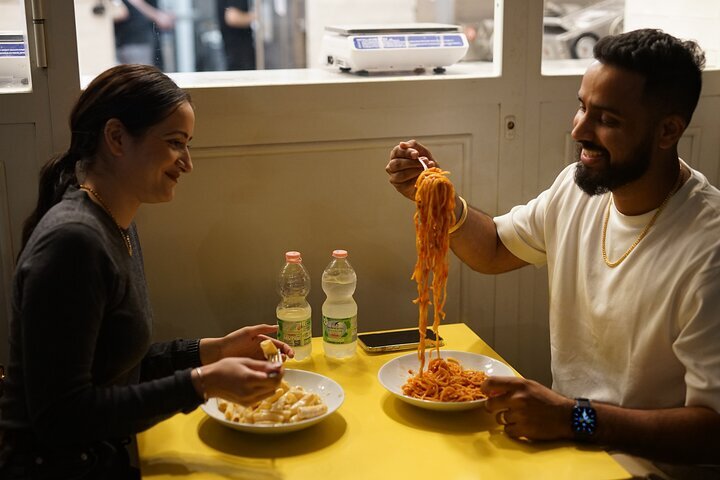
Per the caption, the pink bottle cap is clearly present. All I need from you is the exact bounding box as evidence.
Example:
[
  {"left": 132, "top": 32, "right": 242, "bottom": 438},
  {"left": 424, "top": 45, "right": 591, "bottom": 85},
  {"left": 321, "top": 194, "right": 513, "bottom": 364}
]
[
  {"left": 285, "top": 251, "right": 302, "bottom": 263},
  {"left": 332, "top": 250, "right": 348, "bottom": 258}
]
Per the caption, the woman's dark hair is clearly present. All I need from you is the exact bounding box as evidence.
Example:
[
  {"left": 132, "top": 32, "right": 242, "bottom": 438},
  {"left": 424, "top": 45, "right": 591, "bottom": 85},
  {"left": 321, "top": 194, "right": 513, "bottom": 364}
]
[
  {"left": 21, "top": 64, "right": 192, "bottom": 249},
  {"left": 593, "top": 28, "right": 705, "bottom": 124}
]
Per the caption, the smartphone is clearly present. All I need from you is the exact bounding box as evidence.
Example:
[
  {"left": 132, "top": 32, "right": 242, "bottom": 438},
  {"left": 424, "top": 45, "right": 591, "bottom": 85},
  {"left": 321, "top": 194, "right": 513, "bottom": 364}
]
[{"left": 358, "top": 329, "right": 444, "bottom": 353}]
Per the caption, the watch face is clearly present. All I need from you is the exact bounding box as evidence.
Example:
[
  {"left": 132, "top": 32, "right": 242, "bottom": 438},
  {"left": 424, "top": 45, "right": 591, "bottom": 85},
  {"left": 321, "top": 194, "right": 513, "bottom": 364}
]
[{"left": 572, "top": 406, "right": 597, "bottom": 435}]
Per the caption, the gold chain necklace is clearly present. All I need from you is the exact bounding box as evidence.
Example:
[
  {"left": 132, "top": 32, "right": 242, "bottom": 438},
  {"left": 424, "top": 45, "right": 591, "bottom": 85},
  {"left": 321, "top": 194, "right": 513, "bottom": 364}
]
[
  {"left": 601, "top": 168, "right": 684, "bottom": 268},
  {"left": 79, "top": 184, "right": 133, "bottom": 257}
]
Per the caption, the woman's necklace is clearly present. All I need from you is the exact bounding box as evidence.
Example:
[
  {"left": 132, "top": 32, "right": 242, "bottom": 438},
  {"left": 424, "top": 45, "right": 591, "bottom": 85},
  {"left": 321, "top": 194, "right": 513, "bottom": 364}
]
[
  {"left": 601, "top": 167, "right": 685, "bottom": 268},
  {"left": 79, "top": 184, "right": 133, "bottom": 257}
]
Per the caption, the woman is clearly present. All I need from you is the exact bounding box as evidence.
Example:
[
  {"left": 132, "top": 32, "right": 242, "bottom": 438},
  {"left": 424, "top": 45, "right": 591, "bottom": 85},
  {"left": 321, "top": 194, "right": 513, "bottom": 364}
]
[{"left": 0, "top": 64, "right": 292, "bottom": 478}]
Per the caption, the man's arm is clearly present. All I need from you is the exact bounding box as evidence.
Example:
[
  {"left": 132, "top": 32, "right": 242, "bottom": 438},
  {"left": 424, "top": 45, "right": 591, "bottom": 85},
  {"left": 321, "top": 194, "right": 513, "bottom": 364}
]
[
  {"left": 449, "top": 200, "right": 528, "bottom": 274},
  {"left": 126, "top": 0, "right": 174, "bottom": 30},
  {"left": 386, "top": 139, "right": 528, "bottom": 274},
  {"left": 225, "top": 6, "right": 255, "bottom": 28},
  {"left": 482, "top": 376, "right": 720, "bottom": 464},
  {"left": 593, "top": 401, "right": 720, "bottom": 463}
]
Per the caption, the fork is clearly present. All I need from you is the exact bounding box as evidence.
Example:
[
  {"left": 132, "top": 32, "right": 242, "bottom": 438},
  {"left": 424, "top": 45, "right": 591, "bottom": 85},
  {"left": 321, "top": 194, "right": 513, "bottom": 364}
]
[
  {"left": 269, "top": 351, "right": 283, "bottom": 366},
  {"left": 266, "top": 350, "right": 283, "bottom": 378}
]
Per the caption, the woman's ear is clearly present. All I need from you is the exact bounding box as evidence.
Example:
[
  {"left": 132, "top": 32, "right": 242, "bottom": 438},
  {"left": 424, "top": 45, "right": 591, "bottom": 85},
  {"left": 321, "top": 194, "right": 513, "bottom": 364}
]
[
  {"left": 103, "top": 118, "right": 127, "bottom": 156},
  {"left": 657, "top": 114, "right": 686, "bottom": 150}
]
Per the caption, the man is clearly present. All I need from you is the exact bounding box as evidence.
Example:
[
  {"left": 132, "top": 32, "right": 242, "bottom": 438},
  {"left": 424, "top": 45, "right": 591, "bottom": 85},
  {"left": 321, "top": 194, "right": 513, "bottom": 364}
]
[
  {"left": 113, "top": 0, "right": 175, "bottom": 67},
  {"left": 386, "top": 29, "right": 719, "bottom": 466},
  {"left": 217, "top": 0, "right": 256, "bottom": 71}
]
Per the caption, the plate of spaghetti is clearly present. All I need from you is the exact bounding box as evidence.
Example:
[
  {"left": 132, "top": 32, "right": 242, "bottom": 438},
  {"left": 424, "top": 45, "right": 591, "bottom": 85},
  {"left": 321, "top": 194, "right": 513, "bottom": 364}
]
[{"left": 377, "top": 350, "right": 514, "bottom": 411}]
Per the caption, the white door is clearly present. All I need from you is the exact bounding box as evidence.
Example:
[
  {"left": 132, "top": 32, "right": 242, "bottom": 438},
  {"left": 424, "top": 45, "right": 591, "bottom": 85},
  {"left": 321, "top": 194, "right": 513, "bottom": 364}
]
[{"left": 0, "top": 0, "right": 82, "bottom": 365}]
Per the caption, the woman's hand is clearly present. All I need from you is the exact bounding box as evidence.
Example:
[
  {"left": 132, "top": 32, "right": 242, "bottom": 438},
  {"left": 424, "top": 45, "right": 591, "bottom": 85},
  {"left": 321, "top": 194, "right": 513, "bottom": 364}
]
[
  {"left": 194, "top": 357, "right": 284, "bottom": 406},
  {"left": 200, "top": 324, "right": 294, "bottom": 364},
  {"left": 386, "top": 139, "right": 438, "bottom": 200}
]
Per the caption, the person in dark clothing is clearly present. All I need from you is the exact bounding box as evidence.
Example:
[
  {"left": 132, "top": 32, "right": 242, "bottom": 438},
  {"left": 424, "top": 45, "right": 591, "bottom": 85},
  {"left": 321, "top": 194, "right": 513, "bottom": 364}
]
[
  {"left": 217, "top": 0, "right": 256, "bottom": 70},
  {"left": 0, "top": 64, "right": 292, "bottom": 479},
  {"left": 114, "top": 0, "right": 174, "bottom": 66}
]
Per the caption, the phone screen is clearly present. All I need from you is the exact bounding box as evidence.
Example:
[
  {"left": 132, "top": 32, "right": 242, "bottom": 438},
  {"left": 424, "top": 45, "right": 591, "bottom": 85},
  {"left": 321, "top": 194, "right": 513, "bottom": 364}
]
[{"left": 358, "top": 329, "right": 443, "bottom": 352}]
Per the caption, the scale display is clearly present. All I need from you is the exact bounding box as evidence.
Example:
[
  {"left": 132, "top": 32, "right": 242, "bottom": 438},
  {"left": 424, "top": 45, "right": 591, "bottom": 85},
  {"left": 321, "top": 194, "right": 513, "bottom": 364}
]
[{"left": 323, "top": 24, "right": 469, "bottom": 73}]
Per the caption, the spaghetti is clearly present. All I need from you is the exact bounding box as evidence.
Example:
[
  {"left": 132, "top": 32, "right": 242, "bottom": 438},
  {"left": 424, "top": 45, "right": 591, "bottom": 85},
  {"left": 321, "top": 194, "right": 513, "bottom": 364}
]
[
  {"left": 411, "top": 167, "right": 456, "bottom": 373},
  {"left": 402, "top": 356, "right": 488, "bottom": 402},
  {"left": 404, "top": 167, "right": 488, "bottom": 402}
]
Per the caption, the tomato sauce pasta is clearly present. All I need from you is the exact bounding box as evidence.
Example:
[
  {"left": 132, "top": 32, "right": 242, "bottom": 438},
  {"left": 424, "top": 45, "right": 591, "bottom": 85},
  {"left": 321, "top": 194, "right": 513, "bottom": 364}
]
[
  {"left": 402, "top": 356, "right": 487, "bottom": 402},
  {"left": 411, "top": 167, "right": 455, "bottom": 373},
  {"left": 404, "top": 167, "right": 487, "bottom": 402}
]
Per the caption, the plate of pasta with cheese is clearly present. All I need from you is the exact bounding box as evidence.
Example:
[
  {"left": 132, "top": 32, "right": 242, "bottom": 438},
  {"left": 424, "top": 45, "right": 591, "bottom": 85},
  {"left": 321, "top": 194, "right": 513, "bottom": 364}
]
[
  {"left": 378, "top": 350, "right": 515, "bottom": 411},
  {"left": 201, "top": 369, "right": 344, "bottom": 434}
]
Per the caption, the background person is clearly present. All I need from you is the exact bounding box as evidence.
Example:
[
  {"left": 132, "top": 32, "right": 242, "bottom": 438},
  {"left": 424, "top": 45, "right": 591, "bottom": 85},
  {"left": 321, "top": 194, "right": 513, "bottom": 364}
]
[
  {"left": 217, "top": 0, "right": 257, "bottom": 70},
  {"left": 114, "top": 0, "right": 175, "bottom": 66},
  {"left": 0, "top": 64, "right": 291, "bottom": 479},
  {"left": 386, "top": 29, "right": 720, "bottom": 468}
]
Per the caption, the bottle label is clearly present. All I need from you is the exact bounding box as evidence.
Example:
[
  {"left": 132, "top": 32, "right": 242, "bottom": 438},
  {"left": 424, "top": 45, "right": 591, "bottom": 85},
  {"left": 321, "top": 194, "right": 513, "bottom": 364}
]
[
  {"left": 322, "top": 315, "right": 357, "bottom": 345},
  {"left": 277, "top": 316, "right": 312, "bottom": 347}
]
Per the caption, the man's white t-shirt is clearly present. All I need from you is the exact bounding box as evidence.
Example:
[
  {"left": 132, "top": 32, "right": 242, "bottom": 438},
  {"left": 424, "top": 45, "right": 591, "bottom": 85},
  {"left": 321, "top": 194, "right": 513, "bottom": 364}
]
[{"left": 494, "top": 162, "right": 720, "bottom": 412}]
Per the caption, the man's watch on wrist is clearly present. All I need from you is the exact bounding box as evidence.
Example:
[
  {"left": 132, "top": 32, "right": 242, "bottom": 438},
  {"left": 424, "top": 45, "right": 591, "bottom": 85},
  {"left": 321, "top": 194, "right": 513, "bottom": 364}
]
[{"left": 571, "top": 397, "right": 597, "bottom": 440}]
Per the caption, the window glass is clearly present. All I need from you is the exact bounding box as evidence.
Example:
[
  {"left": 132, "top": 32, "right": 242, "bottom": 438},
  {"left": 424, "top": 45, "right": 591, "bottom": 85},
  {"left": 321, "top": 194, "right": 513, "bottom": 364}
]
[
  {"left": 74, "top": 0, "right": 495, "bottom": 79},
  {"left": 0, "top": 0, "right": 31, "bottom": 93},
  {"left": 542, "top": 0, "right": 720, "bottom": 75}
]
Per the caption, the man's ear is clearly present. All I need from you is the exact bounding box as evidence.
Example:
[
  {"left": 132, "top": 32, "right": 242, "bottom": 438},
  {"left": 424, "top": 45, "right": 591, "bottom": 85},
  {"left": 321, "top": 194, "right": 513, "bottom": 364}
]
[
  {"left": 657, "top": 114, "right": 686, "bottom": 150},
  {"left": 103, "top": 118, "right": 127, "bottom": 156}
]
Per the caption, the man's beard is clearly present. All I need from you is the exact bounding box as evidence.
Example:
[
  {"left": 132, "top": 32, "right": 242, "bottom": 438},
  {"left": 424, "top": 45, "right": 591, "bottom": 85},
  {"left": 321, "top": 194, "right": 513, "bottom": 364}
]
[{"left": 574, "top": 139, "right": 652, "bottom": 196}]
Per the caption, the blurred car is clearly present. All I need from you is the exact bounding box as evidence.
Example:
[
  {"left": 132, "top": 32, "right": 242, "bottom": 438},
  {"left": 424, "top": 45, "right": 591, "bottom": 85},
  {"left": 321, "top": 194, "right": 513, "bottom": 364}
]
[{"left": 543, "top": 0, "right": 624, "bottom": 60}]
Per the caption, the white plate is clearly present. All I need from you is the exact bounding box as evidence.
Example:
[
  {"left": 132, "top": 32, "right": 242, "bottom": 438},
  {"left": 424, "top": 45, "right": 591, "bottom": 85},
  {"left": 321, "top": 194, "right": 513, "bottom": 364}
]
[
  {"left": 201, "top": 369, "right": 344, "bottom": 434},
  {"left": 378, "top": 350, "right": 515, "bottom": 411}
]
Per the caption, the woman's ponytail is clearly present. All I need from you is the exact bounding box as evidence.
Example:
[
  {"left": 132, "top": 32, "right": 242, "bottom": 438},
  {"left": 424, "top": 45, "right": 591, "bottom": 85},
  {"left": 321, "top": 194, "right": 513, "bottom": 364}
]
[{"left": 20, "top": 151, "right": 80, "bottom": 249}]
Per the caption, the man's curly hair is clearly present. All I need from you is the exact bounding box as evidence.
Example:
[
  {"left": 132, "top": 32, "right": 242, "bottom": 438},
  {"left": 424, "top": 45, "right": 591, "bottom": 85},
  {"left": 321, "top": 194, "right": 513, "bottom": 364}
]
[{"left": 594, "top": 29, "right": 705, "bottom": 123}]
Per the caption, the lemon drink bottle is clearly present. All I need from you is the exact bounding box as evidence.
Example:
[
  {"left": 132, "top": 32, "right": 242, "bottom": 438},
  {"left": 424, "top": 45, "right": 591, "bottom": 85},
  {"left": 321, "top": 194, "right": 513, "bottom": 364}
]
[{"left": 277, "top": 251, "right": 312, "bottom": 360}]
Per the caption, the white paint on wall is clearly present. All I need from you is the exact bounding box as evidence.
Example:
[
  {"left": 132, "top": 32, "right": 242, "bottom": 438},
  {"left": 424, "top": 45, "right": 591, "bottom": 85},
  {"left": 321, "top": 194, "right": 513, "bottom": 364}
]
[{"left": 625, "top": 0, "right": 720, "bottom": 67}]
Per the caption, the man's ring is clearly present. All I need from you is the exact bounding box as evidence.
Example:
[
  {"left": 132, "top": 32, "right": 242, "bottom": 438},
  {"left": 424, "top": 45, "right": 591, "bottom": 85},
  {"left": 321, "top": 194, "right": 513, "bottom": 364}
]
[{"left": 496, "top": 410, "right": 508, "bottom": 425}]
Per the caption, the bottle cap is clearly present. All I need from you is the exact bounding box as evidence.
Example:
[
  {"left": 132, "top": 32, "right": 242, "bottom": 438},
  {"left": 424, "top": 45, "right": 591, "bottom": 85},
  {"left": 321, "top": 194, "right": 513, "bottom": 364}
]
[
  {"left": 285, "top": 251, "right": 302, "bottom": 263},
  {"left": 332, "top": 249, "right": 348, "bottom": 258}
]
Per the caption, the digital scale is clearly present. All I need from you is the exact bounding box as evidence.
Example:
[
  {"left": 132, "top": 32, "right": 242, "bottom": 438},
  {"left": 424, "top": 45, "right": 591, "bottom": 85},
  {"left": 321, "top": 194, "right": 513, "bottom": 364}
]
[
  {"left": 0, "top": 32, "right": 29, "bottom": 88},
  {"left": 322, "top": 23, "right": 469, "bottom": 74}
]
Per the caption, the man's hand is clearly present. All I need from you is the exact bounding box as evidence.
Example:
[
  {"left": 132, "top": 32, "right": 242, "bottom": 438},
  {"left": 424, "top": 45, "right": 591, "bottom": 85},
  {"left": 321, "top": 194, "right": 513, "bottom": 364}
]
[
  {"left": 386, "top": 139, "right": 437, "bottom": 200},
  {"left": 482, "top": 376, "right": 575, "bottom": 441}
]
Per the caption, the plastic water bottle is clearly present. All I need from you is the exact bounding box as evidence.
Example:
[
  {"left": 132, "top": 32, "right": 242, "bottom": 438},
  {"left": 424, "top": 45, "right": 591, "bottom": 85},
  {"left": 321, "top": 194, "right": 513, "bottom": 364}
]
[
  {"left": 321, "top": 250, "right": 357, "bottom": 358},
  {"left": 277, "top": 251, "right": 312, "bottom": 360}
]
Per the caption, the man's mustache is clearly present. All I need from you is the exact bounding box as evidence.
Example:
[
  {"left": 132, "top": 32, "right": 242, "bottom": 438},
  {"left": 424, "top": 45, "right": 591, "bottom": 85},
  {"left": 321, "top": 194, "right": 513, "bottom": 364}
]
[{"left": 576, "top": 141, "right": 607, "bottom": 152}]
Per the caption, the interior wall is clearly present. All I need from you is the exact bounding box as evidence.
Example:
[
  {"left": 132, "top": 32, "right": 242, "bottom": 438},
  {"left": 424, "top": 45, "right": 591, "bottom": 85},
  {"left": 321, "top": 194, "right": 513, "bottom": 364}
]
[
  {"left": 136, "top": 79, "right": 502, "bottom": 352},
  {"left": 2, "top": 0, "right": 720, "bottom": 386}
]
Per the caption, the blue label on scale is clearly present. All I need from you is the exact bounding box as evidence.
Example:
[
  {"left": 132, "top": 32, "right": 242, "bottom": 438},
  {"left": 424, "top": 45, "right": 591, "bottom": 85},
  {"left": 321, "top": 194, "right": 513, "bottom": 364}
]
[
  {"left": 353, "top": 36, "right": 381, "bottom": 49},
  {"left": 0, "top": 43, "right": 26, "bottom": 58},
  {"left": 408, "top": 35, "right": 441, "bottom": 48},
  {"left": 443, "top": 34, "right": 464, "bottom": 47},
  {"left": 382, "top": 35, "right": 406, "bottom": 48}
]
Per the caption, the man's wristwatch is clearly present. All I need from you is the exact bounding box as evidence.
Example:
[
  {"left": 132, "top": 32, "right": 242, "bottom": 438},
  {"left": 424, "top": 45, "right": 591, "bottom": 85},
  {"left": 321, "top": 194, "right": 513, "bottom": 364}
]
[{"left": 571, "top": 397, "right": 597, "bottom": 439}]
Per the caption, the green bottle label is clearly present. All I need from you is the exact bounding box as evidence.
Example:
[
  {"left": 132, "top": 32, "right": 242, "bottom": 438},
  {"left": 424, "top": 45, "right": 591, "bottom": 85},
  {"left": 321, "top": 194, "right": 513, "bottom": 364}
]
[
  {"left": 322, "top": 315, "right": 357, "bottom": 345},
  {"left": 277, "top": 316, "right": 312, "bottom": 347}
]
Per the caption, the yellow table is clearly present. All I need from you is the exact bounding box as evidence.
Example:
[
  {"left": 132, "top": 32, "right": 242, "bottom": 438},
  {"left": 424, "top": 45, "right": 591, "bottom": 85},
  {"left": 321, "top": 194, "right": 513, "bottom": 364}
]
[{"left": 138, "top": 323, "right": 630, "bottom": 479}]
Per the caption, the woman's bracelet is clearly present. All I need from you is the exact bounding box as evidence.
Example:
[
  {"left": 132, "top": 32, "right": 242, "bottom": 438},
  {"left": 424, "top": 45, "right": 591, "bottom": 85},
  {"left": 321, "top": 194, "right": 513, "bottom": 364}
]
[
  {"left": 449, "top": 196, "right": 468, "bottom": 234},
  {"left": 195, "top": 367, "right": 208, "bottom": 402}
]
